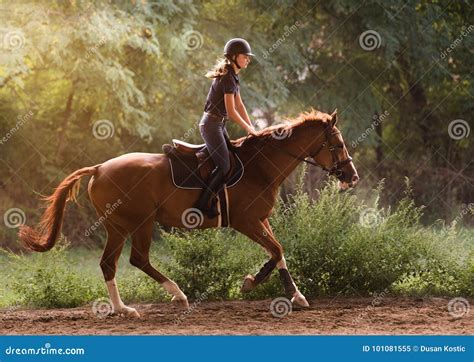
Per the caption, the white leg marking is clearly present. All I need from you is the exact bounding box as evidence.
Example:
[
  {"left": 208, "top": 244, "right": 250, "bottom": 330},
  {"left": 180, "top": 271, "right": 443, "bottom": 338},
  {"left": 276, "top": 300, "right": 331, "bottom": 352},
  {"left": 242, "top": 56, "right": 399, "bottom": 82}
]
[
  {"left": 291, "top": 290, "right": 310, "bottom": 307},
  {"left": 106, "top": 279, "right": 140, "bottom": 317},
  {"left": 106, "top": 278, "right": 125, "bottom": 309},
  {"left": 163, "top": 280, "right": 189, "bottom": 309},
  {"left": 276, "top": 256, "right": 288, "bottom": 269},
  {"left": 162, "top": 281, "right": 187, "bottom": 299}
]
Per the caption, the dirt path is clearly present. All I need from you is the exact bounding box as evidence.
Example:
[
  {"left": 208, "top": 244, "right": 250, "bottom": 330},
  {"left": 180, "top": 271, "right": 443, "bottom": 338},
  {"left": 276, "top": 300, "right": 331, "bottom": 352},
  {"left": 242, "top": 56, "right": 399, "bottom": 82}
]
[{"left": 1, "top": 297, "right": 472, "bottom": 335}]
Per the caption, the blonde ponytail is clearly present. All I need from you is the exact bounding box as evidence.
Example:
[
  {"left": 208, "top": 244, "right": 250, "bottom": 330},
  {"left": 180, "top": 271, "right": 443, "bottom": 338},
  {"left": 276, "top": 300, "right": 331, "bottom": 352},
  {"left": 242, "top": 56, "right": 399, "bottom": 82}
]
[{"left": 205, "top": 57, "right": 231, "bottom": 78}]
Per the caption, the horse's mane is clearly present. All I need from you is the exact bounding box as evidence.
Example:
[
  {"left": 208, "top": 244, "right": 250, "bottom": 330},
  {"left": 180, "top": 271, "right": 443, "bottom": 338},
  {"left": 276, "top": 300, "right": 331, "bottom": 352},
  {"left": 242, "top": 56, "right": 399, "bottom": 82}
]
[{"left": 231, "top": 109, "right": 327, "bottom": 148}]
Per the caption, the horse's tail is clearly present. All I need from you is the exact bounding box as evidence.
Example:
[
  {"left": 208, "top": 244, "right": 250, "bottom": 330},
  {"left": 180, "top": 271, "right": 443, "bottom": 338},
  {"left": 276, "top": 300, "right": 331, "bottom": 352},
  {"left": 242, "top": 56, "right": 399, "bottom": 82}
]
[{"left": 19, "top": 164, "right": 101, "bottom": 252}]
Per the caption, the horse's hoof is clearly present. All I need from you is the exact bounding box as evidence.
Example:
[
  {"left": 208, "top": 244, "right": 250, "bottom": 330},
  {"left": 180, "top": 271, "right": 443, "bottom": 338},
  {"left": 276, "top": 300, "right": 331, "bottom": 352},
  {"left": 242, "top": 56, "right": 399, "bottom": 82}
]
[
  {"left": 172, "top": 296, "right": 189, "bottom": 310},
  {"left": 291, "top": 292, "right": 310, "bottom": 308},
  {"left": 114, "top": 306, "right": 141, "bottom": 318},
  {"left": 240, "top": 275, "right": 255, "bottom": 293}
]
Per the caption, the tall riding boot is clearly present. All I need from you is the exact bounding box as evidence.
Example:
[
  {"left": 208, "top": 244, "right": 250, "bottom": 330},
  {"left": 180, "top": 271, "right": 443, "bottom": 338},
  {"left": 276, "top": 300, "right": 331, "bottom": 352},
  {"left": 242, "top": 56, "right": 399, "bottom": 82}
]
[{"left": 194, "top": 166, "right": 226, "bottom": 218}]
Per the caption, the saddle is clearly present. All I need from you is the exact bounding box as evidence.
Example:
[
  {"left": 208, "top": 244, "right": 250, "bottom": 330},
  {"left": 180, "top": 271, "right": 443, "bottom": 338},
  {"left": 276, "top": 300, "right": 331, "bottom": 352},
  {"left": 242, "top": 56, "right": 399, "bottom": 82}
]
[{"left": 162, "top": 138, "right": 244, "bottom": 190}]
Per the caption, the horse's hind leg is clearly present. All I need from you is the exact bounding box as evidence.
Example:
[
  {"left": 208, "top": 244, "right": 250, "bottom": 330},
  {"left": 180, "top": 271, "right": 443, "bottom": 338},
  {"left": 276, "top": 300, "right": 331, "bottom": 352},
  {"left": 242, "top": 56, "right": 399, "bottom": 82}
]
[
  {"left": 129, "top": 220, "right": 189, "bottom": 310},
  {"left": 100, "top": 222, "right": 140, "bottom": 318}
]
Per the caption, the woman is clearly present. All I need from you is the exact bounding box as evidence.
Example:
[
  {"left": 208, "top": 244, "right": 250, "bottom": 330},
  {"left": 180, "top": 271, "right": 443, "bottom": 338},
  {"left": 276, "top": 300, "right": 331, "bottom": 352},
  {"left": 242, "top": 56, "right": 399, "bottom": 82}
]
[{"left": 194, "top": 38, "right": 258, "bottom": 218}]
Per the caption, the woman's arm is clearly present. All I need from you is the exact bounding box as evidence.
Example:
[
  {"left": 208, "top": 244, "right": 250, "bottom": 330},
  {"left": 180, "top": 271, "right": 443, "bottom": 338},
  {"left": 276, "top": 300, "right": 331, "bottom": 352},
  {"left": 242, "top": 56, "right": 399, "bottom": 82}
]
[
  {"left": 234, "top": 92, "right": 252, "bottom": 126},
  {"left": 225, "top": 94, "right": 257, "bottom": 135}
]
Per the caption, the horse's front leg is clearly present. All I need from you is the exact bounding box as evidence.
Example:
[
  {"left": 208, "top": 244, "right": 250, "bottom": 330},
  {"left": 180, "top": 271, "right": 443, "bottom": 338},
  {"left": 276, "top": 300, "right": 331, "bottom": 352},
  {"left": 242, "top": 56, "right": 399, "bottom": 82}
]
[
  {"left": 275, "top": 256, "right": 309, "bottom": 307},
  {"left": 235, "top": 219, "right": 309, "bottom": 307}
]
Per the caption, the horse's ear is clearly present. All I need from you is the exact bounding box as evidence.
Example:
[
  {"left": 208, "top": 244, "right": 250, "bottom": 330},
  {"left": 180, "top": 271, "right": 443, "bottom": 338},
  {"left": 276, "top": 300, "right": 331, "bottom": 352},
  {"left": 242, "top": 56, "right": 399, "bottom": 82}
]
[{"left": 330, "top": 109, "right": 338, "bottom": 127}]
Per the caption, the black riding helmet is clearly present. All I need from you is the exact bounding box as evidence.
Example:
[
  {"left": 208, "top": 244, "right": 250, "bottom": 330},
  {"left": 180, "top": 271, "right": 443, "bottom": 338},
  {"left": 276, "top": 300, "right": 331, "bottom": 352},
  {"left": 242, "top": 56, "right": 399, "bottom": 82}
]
[{"left": 224, "top": 38, "right": 255, "bottom": 69}]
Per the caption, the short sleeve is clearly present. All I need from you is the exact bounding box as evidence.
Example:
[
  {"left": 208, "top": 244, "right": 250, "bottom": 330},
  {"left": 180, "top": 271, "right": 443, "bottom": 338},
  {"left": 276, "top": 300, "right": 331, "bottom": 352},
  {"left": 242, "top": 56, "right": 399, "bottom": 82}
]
[{"left": 221, "top": 72, "right": 238, "bottom": 94}]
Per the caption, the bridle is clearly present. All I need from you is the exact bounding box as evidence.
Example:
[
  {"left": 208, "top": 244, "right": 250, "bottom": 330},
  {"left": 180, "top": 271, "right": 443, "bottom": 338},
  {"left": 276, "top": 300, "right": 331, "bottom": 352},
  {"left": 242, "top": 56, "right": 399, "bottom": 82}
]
[
  {"left": 306, "top": 124, "right": 353, "bottom": 179},
  {"left": 254, "top": 123, "right": 353, "bottom": 180}
]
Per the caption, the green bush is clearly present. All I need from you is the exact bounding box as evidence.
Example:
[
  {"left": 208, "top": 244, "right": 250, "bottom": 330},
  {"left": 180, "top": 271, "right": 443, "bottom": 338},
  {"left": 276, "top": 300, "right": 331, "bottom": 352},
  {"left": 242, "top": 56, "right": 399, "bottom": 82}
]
[
  {"left": 163, "top": 228, "right": 268, "bottom": 300},
  {"left": 271, "top": 179, "right": 471, "bottom": 297}
]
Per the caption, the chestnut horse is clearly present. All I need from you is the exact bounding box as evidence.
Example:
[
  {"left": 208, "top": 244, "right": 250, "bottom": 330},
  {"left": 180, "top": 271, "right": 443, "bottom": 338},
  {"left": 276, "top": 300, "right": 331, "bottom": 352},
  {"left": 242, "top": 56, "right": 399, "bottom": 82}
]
[{"left": 19, "top": 109, "right": 358, "bottom": 317}]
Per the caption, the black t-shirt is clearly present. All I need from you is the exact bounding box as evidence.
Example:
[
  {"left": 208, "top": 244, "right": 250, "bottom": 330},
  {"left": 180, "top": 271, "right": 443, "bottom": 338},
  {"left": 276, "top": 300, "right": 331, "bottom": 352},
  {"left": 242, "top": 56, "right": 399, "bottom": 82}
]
[{"left": 204, "top": 64, "right": 239, "bottom": 118}]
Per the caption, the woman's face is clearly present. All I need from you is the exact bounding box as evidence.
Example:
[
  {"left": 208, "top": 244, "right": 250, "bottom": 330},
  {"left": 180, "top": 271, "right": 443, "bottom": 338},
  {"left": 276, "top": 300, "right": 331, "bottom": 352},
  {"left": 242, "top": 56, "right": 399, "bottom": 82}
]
[{"left": 236, "top": 54, "right": 251, "bottom": 69}]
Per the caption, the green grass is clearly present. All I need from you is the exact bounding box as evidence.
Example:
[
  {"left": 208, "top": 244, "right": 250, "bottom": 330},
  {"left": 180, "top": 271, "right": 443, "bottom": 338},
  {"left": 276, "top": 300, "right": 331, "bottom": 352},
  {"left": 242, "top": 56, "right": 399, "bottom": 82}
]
[
  {"left": 0, "top": 242, "right": 170, "bottom": 308},
  {"left": 1, "top": 178, "right": 472, "bottom": 309},
  {"left": 0, "top": 253, "right": 16, "bottom": 308}
]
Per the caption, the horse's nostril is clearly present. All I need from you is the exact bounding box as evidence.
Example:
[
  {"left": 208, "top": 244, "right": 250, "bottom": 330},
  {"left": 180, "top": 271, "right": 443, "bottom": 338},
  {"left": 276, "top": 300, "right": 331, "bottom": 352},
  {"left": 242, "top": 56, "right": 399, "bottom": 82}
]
[{"left": 352, "top": 175, "right": 359, "bottom": 183}]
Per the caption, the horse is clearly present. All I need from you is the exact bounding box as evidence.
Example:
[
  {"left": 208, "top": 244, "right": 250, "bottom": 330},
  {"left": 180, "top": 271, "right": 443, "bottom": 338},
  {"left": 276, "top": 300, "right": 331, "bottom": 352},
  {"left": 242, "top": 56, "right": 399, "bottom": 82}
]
[{"left": 19, "top": 109, "right": 359, "bottom": 318}]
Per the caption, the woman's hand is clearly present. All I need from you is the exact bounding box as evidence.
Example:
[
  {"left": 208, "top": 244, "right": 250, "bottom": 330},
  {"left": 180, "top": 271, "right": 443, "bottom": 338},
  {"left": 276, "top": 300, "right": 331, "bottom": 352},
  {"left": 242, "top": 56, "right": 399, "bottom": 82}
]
[{"left": 246, "top": 125, "right": 258, "bottom": 136}]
